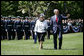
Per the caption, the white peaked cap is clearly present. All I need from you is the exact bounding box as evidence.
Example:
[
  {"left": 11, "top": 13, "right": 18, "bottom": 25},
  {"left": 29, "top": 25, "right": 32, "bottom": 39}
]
[{"left": 40, "top": 13, "right": 45, "bottom": 17}]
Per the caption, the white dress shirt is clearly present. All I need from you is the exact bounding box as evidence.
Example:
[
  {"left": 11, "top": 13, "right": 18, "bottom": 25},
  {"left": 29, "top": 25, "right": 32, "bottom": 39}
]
[{"left": 34, "top": 19, "right": 48, "bottom": 33}]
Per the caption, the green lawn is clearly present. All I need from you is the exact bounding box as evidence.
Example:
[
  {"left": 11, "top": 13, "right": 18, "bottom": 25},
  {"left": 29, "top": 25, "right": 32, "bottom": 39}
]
[{"left": 1, "top": 32, "right": 83, "bottom": 55}]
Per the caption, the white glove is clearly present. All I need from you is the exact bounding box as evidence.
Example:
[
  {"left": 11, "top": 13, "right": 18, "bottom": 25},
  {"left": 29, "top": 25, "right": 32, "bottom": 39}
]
[
  {"left": 14, "top": 29, "right": 16, "bottom": 31},
  {"left": 35, "top": 32, "right": 37, "bottom": 35},
  {"left": 5, "top": 29, "right": 7, "bottom": 32}
]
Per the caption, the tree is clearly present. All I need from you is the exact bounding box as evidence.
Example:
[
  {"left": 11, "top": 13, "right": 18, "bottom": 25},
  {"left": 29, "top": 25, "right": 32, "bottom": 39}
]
[
  {"left": 1, "top": 1, "right": 19, "bottom": 16},
  {"left": 1, "top": 1, "right": 83, "bottom": 19}
]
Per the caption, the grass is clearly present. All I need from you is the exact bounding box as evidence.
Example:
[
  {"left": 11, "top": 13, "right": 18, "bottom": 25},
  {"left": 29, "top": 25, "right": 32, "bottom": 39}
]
[{"left": 1, "top": 32, "right": 83, "bottom": 55}]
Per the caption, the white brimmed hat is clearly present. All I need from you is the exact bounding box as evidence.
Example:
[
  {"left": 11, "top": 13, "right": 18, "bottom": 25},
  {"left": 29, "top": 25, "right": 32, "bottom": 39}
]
[{"left": 40, "top": 13, "right": 45, "bottom": 17}]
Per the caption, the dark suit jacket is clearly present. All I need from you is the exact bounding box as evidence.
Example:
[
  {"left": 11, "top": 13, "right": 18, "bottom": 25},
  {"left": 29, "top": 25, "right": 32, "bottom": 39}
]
[{"left": 50, "top": 14, "right": 67, "bottom": 33}]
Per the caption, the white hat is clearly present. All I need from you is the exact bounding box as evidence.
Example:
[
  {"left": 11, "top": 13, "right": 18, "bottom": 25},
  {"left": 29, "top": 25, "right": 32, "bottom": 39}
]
[{"left": 40, "top": 13, "right": 45, "bottom": 17}]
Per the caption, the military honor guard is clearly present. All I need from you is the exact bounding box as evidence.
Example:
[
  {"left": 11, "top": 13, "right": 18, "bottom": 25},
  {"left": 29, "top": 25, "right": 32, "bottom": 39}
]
[
  {"left": 14, "top": 16, "right": 23, "bottom": 40},
  {"left": 23, "top": 16, "right": 31, "bottom": 40}
]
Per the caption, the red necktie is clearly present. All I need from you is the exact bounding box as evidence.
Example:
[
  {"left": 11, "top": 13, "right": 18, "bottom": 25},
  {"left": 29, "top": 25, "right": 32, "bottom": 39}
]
[{"left": 56, "top": 16, "right": 58, "bottom": 23}]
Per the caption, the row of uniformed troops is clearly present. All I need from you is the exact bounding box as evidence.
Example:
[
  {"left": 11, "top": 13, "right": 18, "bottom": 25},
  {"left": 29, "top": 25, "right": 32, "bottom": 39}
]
[
  {"left": 1, "top": 15, "right": 83, "bottom": 41},
  {"left": 1, "top": 16, "right": 51, "bottom": 43}
]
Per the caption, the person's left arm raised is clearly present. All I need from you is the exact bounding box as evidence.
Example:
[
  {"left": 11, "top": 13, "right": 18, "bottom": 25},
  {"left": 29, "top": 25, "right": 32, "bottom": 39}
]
[{"left": 61, "top": 14, "right": 70, "bottom": 19}]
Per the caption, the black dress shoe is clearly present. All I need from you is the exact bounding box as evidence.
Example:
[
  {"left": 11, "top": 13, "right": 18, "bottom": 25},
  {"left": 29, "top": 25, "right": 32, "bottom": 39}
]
[
  {"left": 59, "top": 48, "right": 61, "bottom": 50},
  {"left": 34, "top": 42, "right": 37, "bottom": 44},
  {"left": 54, "top": 48, "right": 57, "bottom": 50}
]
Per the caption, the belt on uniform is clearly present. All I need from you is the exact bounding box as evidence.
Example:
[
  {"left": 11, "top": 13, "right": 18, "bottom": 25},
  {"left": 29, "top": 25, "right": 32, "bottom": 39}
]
[
  {"left": 1, "top": 25, "right": 3, "bottom": 26},
  {"left": 8, "top": 25, "right": 12, "bottom": 26},
  {"left": 25, "top": 25, "right": 29, "bottom": 27},
  {"left": 17, "top": 25, "right": 21, "bottom": 27}
]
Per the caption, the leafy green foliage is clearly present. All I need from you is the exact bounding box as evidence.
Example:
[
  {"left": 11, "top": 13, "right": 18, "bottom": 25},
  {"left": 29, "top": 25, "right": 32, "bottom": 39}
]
[{"left": 1, "top": 1, "right": 83, "bottom": 19}]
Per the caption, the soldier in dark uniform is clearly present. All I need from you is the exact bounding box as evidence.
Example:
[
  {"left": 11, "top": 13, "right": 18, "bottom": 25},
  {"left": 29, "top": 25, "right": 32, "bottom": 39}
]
[
  {"left": 5, "top": 16, "right": 13, "bottom": 40},
  {"left": 23, "top": 16, "right": 31, "bottom": 40},
  {"left": 11, "top": 17, "right": 16, "bottom": 40},
  {"left": 1, "top": 15, "right": 3, "bottom": 40},
  {"left": 28, "top": 17, "right": 31, "bottom": 38},
  {"left": 47, "top": 18, "right": 50, "bottom": 39},
  {"left": 1, "top": 16, "right": 5, "bottom": 40},
  {"left": 4, "top": 17, "right": 8, "bottom": 40},
  {"left": 14, "top": 16, "right": 23, "bottom": 40},
  {"left": 20, "top": 17, "right": 24, "bottom": 39},
  {"left": 30, "top": 17, "right": 36, "bottom": 39}
]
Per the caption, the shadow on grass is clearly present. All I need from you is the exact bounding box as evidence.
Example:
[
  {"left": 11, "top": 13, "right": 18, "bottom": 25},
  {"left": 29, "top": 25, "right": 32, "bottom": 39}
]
[
  {"left": 42, "top": 48, "right": 83, "bottom": 50},
  {"left": 42, "top": 48, "right": 54, "bottom": 50},
  {"left": 61, "top": 48, "right": 83, "bottom": 50}
]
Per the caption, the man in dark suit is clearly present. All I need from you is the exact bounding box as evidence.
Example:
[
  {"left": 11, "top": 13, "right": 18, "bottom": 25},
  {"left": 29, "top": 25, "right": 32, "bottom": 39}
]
[{"left": 50, "top": 9, "right": 70, "bottom": 49}]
